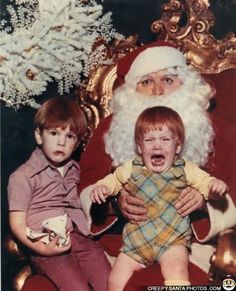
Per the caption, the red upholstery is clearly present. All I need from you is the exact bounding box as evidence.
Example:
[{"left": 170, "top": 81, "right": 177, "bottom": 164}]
[
  {"left": 22, "top": 275, "right": 56, "bottom": 291},
  {"left": 100, "top": 234, "right": 123, "bottom": 256},
  {"left": 204, "top": 70, "right": 236, "bottom": 127}
]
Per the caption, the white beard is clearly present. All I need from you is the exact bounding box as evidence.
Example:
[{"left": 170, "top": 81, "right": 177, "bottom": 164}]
[{"left": 105, "top": 85, "right": 214, "bottom": 167}]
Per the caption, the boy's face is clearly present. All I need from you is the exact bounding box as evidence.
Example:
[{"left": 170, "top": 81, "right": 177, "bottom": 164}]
[
  {"left": 35, "top": 125, "right": 79, "bottom": 167},
  {"left": 137, "top": 125, "right": 182, "bottom": 173}
]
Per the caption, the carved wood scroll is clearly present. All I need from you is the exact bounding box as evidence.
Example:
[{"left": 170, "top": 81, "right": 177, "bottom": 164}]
[{"left": 151, "top": 0, "right": 236, "bottom": 74}]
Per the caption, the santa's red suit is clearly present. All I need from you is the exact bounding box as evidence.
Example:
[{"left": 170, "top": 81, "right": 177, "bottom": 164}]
[{"left": 79, "top": 41, "right": 236, "bottom": 288}]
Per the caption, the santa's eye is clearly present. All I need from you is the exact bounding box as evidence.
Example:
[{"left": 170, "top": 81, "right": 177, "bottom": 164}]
[
  {"left": 163, "top": 77, "right": 173, "bottom": 84},
  {"left": 162, "top": 75, "right": 180, "bottom": 85},
  {"left": 140, "top": 78, "right": 153, "bottom": 86}
]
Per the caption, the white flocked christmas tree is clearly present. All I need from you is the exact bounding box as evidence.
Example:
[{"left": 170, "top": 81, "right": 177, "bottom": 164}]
[{"left": 0, "top": 0, "right": 123, "bottom": 109}]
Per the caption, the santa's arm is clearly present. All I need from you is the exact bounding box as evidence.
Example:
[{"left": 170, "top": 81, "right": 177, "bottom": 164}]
[
  {"left": 79, "top": 115, "right": 120, "bottom": 233},
  {"left": 191, "top": 116, "right": 236, "bottom": 242},
  {"left": 191, "top": 194, "right": 236, "bottom": 242},
  {"left": 78, "top": 115, "right": 113, "bottom": 192}
]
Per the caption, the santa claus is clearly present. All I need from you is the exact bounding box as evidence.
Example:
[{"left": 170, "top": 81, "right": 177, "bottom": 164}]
[{"left": 79, "top": 41, "right": 236, "bottom": 286}]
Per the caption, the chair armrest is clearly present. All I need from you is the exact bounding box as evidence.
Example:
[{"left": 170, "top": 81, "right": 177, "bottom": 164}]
[
  {"left": 3, "top": 234, "right": 32, "bottom": 291},
  {"left": 208, "top": 228, "right": 236, "bottom": 283}
]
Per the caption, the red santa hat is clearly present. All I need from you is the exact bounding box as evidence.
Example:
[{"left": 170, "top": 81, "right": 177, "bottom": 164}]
[{"left": 116, "top": 40, "right": 187, "bottom": 86}]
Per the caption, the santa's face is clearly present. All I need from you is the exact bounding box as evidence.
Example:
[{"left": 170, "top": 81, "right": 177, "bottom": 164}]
[
  {"left": 136, "top": 69, "right": 182, "bottom": 96},
  {"left": 137, "top": 126, "right": 182, "bottom": 173}
]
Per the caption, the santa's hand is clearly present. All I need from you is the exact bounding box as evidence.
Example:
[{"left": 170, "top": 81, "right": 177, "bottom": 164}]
[
  {"left": 175, "top": 186, "right": 205, "bottom": 217},
  {"left": 90, "top": 185, "right": 109, "bottom": 204},
  {"left": 118, "top": 183, "right": 147, "bottom": 224}
]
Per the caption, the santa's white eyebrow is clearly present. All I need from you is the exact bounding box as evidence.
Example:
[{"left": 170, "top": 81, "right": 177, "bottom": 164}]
[
  {"left": 138, "top": 74, "right": 154, "bottom": 82},
  {"left": 138, "top": 72, "right": 179, "bottom": 82},
  {"left": 161, "top": 73, "right": 178, "bottom": 78}
]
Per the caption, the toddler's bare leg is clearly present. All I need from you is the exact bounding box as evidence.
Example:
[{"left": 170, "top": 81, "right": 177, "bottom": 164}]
[
  {"left": 108, "top": 252, "right": 144, "bottom": 291},
  {"left": 159, "top": 245, "right": 190, "bottom": 285}
]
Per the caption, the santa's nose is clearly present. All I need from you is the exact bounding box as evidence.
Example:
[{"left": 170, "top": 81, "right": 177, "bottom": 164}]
[{"left": 152, "top": 84, "right": 164, "bottom": 96}]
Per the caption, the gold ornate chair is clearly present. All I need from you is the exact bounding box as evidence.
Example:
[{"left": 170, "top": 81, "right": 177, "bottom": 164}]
[{"left": 4, "top": 0, "right": 236, "bottom": 290}]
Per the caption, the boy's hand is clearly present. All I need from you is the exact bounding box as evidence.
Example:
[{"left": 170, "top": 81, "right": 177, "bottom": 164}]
[
  {"left": 40, "top": 235, "right": 71, "bottom": 256},
  {"left": 90, "top": 185, "right": 109, "bottom": 204},
  {"left": 9, "top": 211, "right": 71, "bottom": 256},
  {"left": 208, "top": 178, "right": 228, "bottom": 200}
]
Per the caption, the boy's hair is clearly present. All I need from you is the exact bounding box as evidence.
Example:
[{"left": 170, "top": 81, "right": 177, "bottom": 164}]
[
  {"left": 34, "top": 97, "right": 87, "bottom": 139},
  {"left": 135, "top": 106, "right": 185, "bottom": 146}
]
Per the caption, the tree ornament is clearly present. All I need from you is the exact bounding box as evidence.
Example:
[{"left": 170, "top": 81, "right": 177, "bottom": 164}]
[{"left": 26, "top": 70, "right": 36, "bottom": 80}]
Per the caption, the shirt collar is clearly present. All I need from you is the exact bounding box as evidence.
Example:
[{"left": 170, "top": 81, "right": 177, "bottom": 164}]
[
  {"left": 29, "top": 148, "right": 80, "bottom": 177},
  {"left": 133, "top": 155, "right": 185, "bottom": 178}
]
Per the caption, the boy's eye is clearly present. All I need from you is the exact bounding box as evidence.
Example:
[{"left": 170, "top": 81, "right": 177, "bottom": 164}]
[
  {"left": 49, "top": 130, "right": 57, "bottom": 136},
  {"left": 67, "top": 134, "right": 77, "bottom": 140}
]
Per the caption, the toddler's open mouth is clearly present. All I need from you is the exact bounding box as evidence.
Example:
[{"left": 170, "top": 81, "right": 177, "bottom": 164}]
[{"left": 151, "top": 154, "right": 165, "bottom": 166}]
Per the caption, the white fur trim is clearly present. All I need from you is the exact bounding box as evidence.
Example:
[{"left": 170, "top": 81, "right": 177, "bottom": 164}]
[
  {"left": 80, "top": 185, "right": 94, "bottom": 229},
  {"left": 105, "top": 252, "right": 116, "bottom": 266},
  {"left": 125, "top": 46, "right": 187, "bottom": 84},
  {"left": 192, "top": 194, "right": 236, "bottom": 242},
  {"left": 189, "top": 243, "right": 215, "bottom": 273},
  {"left": 90, "top": 217, "right": 118, "bottom": 236}
]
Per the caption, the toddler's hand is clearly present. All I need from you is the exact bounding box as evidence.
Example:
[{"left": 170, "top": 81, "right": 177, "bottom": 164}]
[
  {"left": 90, "top": 185, "right": 109, "bottom": 204},
  {"left": 209, "top": 178, "right": 228, "bottom": 200}
]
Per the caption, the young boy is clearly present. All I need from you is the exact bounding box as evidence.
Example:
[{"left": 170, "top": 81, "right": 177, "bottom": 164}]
[
  {"left": 90, "top": 106, "right": 227, "bottom": 290},
  {"left": 8, "top": 97, "right": 111, "bottom": 291}
]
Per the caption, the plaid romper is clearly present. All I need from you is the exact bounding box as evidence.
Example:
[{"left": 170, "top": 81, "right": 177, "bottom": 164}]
[{"left": 121, "top": 157, "right": 192, "bottom": 265}]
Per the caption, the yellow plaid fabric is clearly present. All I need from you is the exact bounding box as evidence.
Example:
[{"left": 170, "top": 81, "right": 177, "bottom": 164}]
[{"left": 121, "top": 157, "right": 192, "bottom": 265}]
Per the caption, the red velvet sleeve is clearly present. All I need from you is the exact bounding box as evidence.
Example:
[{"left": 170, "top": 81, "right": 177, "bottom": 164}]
[
  {"left": 78, "top": 115, "right": 113, "bottom": 192},
  {"left": 207, "top": 115, "right": 236, "bottom": 203},
  {"left": 191, "top": 114, "right": 236, "bottom": 239}
]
